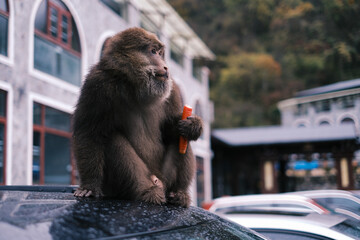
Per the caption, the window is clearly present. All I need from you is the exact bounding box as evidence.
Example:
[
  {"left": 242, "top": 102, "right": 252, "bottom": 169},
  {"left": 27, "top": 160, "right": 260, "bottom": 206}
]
[
  {"left": 341, "top": 117, "right": 355, "bottom": 125},
  {"left": 195, "top": 101, "right": 205, "bottom": 140},
  {"left": 295, "top": 103, "right": 308, "bottom": 116},
  {"left": 196, "top": 156, "right": 205, "bottom": 207},
  {"left": 140, "top": 13, "right": 161, "bottom": 37},
  {"left": 192, "top": 59, "right": 203, "bottom": 81},
  {"left": 0, "top": 0, "right": 9, "bottom": 56},
  {"left": 100, "top": 38, "right": 110, "bottom": 59},
  {"left": 340, "top": 96, "right": 355, "bottom": 109},
  {"left": 170, "top": 41, "right": 184, "bottom": 67},
  {"left": 101, "top": 0, "right": 128, "bottom": 21},
  {"left": 32, "top": 103, "right": 74, "bottom": 185},
  {"left": 314, "top": 100, "right": 331, "bottom": 113},
  {"left": 319, "top": 121, "right": 330, "bottom": 126},
  {"left": 0, "top": 90, "right": 6, "bottom": 184},
  {"left": 34, "top": 0, "right": 81, "bottom": 86}
]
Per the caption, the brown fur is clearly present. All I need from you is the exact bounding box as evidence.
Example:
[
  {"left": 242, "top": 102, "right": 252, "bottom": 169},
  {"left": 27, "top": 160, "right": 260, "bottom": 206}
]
[{"left": 72, "top": 28, "right": 203, "bottom": 207}]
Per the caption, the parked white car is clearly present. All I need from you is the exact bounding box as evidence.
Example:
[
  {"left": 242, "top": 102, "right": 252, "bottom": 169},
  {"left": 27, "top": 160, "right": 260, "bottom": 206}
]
[
  {"left": 220, "top": 212, "right": 360, "bottom": 240},
  {"left": 205, "top": 194, "right": 331, "bottom": 215},
  {"left": 287, "top": 190, "right": 360, "bottom": 219}
]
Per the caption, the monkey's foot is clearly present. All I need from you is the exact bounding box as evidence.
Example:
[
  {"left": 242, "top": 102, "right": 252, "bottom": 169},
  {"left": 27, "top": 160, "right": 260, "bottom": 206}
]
[
  {"left": 167, "top": 190, "right": 191, "bottom": 208},
  {"left": 139, "top": 185, "right": 166, "bottom": 205},
  {"left": 74, "top": 187, "right": 103, "bottom": 198}
]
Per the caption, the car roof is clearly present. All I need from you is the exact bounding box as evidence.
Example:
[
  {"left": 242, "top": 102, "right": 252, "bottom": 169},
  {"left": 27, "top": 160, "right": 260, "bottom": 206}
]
[
  {"left": 208, "top": 194, "right": 329, "bottom": 214},
  {"left": 221, "top": 213, "right": 355, "bottom": 240},
  {"left": 0, "top": 186, "right": 265, "bottom": 239},
  {"left": 288, "top": 190, "right": 360, "bottom": 201}
]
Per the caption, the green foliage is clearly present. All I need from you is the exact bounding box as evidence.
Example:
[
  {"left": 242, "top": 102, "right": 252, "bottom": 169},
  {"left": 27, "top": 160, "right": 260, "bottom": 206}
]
[{"left": 167, "top": 0, "right": 360, "bottom": 128}]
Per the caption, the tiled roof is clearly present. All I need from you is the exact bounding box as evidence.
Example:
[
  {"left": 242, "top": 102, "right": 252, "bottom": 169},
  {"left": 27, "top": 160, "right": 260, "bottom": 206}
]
[
  {"left": 212, "top": 125, "right": 357, "bottom": 146},
  {"left": 296, "top": 78, "right": 360, "bottom": 97}
]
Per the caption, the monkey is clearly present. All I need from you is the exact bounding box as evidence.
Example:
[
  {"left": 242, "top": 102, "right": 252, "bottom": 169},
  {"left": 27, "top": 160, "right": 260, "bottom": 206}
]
[{"left": 72, "top": 27, "right": 203, "bottom": 208}]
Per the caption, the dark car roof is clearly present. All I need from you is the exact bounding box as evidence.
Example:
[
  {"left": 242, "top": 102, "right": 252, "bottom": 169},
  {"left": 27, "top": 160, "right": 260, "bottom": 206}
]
[{"left": 0, "top": 186, "right": 264, "bottom": 240}]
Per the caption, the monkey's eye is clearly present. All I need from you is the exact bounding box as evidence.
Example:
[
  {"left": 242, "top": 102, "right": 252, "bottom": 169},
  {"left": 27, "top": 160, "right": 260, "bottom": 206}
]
[{"left": 151, "top": 49, "right": 157, "bottom": 54}]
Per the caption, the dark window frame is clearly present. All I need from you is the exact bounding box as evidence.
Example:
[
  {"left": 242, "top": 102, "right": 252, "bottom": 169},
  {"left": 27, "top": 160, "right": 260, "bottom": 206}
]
[
  {"left": 0, "top": 90, "right": 7, "bottom": 185},
  {"left": 33, "top": 103, "right": 75, "bottom": 185}
]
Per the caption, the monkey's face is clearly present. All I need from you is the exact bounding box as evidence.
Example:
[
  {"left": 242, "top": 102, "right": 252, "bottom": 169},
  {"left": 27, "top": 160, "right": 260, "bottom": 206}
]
[
  {"left": 102, "top": 28, "right": 173, "bottom": 103},
  {"left": 141, "top": 44, "right": 173, "bottom": 102}
]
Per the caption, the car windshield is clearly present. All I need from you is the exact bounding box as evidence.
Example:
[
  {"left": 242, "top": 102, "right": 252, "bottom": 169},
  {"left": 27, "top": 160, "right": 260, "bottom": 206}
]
[
  {"left": 314, "top": 197, "right": 360, "bottom": 214},
  {"left": 330, "top": 219, "right": 360, "bottom": 239},
  {"left": 215, "top": 204, "right": 314, "bottom": 216}
]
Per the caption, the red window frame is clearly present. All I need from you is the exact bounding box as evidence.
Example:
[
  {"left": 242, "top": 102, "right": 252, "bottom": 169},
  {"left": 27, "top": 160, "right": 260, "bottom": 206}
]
[
  {"left": 0, "top": 0, "right": 9, "bottom": 17},
  {"left": 34, "top": 0, "right": 80, "bottom": 57},
  {"left": 33, "top": 104, "right": 75, "bottom": 185},
  {"left": 0, "top": 90, "right": 6, "bottom": 185}
]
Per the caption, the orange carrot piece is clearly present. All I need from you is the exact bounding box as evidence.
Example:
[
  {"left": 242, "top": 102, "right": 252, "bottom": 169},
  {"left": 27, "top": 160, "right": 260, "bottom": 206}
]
[{"left": 179, "top": 105, "right": 192, "bottom": 154}]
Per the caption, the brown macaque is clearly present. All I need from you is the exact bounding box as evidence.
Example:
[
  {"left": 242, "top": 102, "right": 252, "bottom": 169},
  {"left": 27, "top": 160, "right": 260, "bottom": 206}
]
[{"left": 72, "top": 28, "right": 203, "bottom": 207}]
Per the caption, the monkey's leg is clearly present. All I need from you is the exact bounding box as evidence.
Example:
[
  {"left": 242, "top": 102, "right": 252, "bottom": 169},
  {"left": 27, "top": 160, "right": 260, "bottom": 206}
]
[
  {"left": 108, "top": 135, "right": 166, "bottom": 205},
  {"left": 162, "top": 145, "right": 195, "bottom": 207},
  {"left": 73, "top": 137, "right": 105, "bottom": 198}
]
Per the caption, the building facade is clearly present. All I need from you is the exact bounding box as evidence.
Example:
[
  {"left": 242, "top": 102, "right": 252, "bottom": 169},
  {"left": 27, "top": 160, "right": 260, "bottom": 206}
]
[
  {"left": 212, "top": 79, "right": 360, "bottom": 198},
  {"left": 0, "top": 0, "right": 215, "bottom": 206},
  {"left": 278, "top": 78, "right": 360, "bottom": 131}
]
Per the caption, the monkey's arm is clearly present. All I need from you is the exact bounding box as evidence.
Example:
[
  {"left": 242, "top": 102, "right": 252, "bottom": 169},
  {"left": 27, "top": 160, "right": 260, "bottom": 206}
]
[{"left": 178, "top": 115, "right": 203, "bottom": 141}]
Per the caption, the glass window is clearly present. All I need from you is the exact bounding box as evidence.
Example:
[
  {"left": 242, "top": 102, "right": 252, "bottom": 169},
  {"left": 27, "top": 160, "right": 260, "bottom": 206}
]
[
  {"left": 314, "top": 100, "right": 331, "bottom": 113},
  {"left": 285, "top": 153, "right": 337, "bottom": 191},
  {"left": 0, "top": 90, "right": 6, "bottom": 184},
  {"left": 33, "top": 103, "right": 42, "bottom": 125},
  {"left": 44, "top": 133, "right": 71, "bottom": 184},
  {"left": 140, "top": 14, "right": 159, "bottom": 37},
  {"left": 0, "top": 89, "right": 6, "bottom": 117},
  {"left": 0, "top": 0, "right": 9, "bottom": 12},
  {"left": 100, "top": 38, "right": 110, "bottom": 59},
  {"left": 295, "top": 103, "right": 308, "bottom": 116},
  {"left": 341, "top": 118, "right": 355, "bottom": 125},
  {"left": 192, "top": 59, "right": 203, "bottom": 81},
  {"left": 195, "top": 102, "right": 205, "bottom": 140},
  {"left": 49, "top": 6, "right": 58, "bottom": 38},
  {"left": 0, "top": 0, "right": 9, "bottom": 57},
  {"left": 101, "top": 0, "right": 128, "bottom": 21},
  {"left": 34, "top": 0, "right": 81, "bottom": 86},
  {"left": 32, "top": 103, "right": 74, "bottom": 185},
  {"left": 196, "top": 156, "right": 205, "bottom": 207},
  {"left": 170, "top": 42, "right": 184, "bottom": 67},
  {"left": 45, "top": 106, "right": 71, "bottom": 132},
  {"left": 340, "top": 96, "right": 355, "bottom": 109},
  {"left": 0, "top": 124, "right": 4, "bottom": 184},
  {"left": 32, "top": 132, "right": 41, "bottom": 184}
]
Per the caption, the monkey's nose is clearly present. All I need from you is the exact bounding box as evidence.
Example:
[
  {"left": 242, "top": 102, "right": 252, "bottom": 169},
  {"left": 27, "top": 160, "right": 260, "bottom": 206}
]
[{"left": 164, "top": 65, "right": 168, "bottom": 71}]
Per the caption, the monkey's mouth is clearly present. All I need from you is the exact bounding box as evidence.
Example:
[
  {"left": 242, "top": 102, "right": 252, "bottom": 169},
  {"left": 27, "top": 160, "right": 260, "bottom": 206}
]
[{"left": 155, "top": 72, "right": 169, "bottom": 81}]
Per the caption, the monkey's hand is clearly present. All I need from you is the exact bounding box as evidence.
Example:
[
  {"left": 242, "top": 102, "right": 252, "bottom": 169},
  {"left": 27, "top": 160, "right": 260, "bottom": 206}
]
[
  {"left": 138, "top": 175, "right": 166, "bottom": 205},
  {"left": 167, "top": 190, "right": 191, "bottom": 208},
  {"left": 74, "top": 187, "right": 103, "bottom": 198},
  {"left": 178, "top": 115, "right": 203, "bottom": 141}
]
